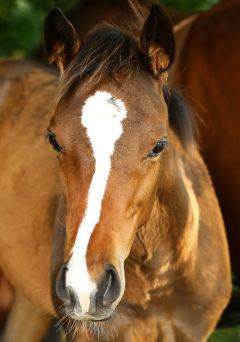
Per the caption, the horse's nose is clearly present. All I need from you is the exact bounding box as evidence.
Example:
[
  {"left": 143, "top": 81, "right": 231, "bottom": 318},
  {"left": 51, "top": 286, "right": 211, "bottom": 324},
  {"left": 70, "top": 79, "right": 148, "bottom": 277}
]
[
  {"left": 96, "top": 265, "right": 121, "bottom": 308},
  {"left": 55, "top": 263, "right": 122, "bottom": 316}
]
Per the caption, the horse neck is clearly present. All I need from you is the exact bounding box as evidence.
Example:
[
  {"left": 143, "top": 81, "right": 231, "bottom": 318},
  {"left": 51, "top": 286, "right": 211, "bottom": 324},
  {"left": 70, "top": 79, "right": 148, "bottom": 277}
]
[{"left": 125, "top": 137, "right": 199, "bottom": 303}]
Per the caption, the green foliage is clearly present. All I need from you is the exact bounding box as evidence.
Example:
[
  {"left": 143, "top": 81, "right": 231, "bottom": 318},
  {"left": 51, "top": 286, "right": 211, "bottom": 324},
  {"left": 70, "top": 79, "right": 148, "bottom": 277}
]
[
  {"left": 0, "top": 0, "right": 77, "bottom": 58},
  {"left": 209, "top": 327, "right": 240, "bottom": 342},
  {"left": 160, "top": 0, "right": 219, "bottom": 11},
  {"left": 0, "top": 0, "right": 220, "bottom": 57},
  {"left": 27, "top": 0, "right": 77, "bottom": 12}
]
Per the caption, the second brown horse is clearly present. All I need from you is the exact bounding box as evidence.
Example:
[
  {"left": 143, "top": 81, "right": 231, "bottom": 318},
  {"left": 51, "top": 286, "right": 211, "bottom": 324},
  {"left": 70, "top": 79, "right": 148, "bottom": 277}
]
[{"left": 174, "top": 0, "right": 240, "bottom": 281}]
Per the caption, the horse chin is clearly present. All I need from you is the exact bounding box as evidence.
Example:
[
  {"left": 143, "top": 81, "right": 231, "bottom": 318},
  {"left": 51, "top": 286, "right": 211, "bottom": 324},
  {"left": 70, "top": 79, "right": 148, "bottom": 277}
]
[
  {"left": 59, "top": 310, "right": 115, "bottom": 338},
  {"left": 67, "top": 309, "right": 113, "bottom": 322}
]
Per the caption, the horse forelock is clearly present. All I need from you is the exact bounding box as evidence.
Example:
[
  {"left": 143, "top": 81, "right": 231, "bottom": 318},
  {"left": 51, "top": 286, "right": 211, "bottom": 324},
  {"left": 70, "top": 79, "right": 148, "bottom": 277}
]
[{"left": 59, "top": 24, "right": 141, "bottom": 99}]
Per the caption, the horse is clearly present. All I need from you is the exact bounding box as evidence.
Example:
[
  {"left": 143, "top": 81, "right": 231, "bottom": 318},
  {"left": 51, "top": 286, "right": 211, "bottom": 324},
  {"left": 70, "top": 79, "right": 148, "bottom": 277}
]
[
  {"left": 0, "top": 3, "right": 231, "bottom": 341},
  {"left": 173, "top": 0, "right": 240, "bottom": 282}
]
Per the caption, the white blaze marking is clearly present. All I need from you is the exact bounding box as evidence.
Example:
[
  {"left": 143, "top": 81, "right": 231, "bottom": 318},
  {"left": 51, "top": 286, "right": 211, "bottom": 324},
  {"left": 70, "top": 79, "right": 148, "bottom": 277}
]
[{"left": 66, "top": 91, "right": 127, "bottom": 313}]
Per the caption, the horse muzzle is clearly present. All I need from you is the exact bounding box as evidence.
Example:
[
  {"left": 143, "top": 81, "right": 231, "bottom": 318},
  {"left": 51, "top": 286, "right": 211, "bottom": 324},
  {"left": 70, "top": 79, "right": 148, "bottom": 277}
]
[{"left": 55, "top": 263, "right": 123, "bottom": 321}]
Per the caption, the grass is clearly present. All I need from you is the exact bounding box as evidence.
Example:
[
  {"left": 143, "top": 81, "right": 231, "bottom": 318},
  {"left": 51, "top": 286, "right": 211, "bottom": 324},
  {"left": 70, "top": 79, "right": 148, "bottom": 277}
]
[{"left": 209, "top": 327, "right": 240, "bottom": 341}]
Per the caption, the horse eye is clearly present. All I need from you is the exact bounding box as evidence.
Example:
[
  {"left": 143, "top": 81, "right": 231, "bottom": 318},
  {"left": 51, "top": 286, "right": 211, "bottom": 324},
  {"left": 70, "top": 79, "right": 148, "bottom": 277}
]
[
  {"left": 47, "top": 132, "right": 65, "bottom": 153},
  {"left": 148, "top": 138, "right": 168, "bottom": 158}
]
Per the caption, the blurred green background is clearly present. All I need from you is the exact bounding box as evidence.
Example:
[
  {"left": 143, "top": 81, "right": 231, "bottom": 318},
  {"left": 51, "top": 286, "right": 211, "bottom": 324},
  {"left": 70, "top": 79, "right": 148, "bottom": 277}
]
[{"left": 0, "top": 0, "right": 221, "bottom": 58}]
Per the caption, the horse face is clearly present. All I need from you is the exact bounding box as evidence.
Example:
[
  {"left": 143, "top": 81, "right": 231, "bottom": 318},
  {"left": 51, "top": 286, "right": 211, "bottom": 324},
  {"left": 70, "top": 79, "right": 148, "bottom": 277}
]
[
  {"left": 45, "top": 4, "right": 174, "bottom": 321},
  {"left": 49, "top": 74, "right": 168, "bottom": 319}
]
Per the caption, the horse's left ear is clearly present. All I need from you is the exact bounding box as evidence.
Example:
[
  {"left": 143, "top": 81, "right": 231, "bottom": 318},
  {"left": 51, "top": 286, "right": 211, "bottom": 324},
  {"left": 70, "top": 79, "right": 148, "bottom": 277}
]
[
  {"left": 44, "top": 8, "right": 80, "bottom": 72},
  {"left": 140, "top": 4, "right": 175, "bottom": 76}
]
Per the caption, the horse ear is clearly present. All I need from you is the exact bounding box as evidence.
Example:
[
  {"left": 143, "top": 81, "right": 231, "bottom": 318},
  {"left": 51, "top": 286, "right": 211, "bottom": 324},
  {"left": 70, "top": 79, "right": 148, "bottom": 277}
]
[
  {"left": 44, "top": 8, "right": 80, "bottom": 72},
  {"left": 140, "top": 4, "right": 175, "bottom": 76}
]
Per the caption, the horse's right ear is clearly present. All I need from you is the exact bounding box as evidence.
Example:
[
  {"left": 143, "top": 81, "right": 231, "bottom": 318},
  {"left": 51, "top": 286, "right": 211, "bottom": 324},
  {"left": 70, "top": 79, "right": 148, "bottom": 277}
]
[{"left": 44, "top": 8, "right": 80, "bottom": 72}]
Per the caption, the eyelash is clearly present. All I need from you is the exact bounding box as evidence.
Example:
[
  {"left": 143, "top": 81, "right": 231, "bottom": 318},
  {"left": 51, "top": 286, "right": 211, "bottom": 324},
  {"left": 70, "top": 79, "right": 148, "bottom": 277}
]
[
  {"left": 147, "top": 137, "right": 168, "bottom": 158},
  {"left": 46, "top": 131, "right": 65, "bottom": 153}
]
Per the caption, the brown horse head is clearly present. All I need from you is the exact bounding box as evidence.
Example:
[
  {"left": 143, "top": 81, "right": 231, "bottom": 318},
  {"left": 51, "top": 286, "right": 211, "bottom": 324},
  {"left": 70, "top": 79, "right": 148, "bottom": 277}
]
[{"left": 44, "top": 4, "right": 174, "bottom": 321}]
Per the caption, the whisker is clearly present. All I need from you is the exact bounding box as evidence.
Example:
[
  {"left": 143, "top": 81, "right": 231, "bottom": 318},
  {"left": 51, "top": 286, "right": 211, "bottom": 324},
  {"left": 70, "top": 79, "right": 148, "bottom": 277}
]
[{"left": 72, "top": 320, "right": 78, "bottom": 340}]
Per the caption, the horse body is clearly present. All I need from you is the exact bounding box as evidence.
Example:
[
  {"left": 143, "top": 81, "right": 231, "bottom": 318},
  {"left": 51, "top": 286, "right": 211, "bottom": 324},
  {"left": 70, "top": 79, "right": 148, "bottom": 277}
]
[
  {"left": 0, "top": 4, "right": 231, "bottom": 341},
  {"left": 173, "top": 0, "right": 240, "bottom": 279},
  {"left": 0, "top": 60, "right": 58, "bottom": 315}
]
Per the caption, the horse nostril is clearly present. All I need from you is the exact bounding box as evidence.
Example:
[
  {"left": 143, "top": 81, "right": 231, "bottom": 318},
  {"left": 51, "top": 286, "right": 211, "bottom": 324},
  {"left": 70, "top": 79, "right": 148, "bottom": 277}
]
[
  {"left": 67, "top": 286, "right": 80, "bottom": 309},
  {"left": 55, "top": 265, "right": 81, "bottom": 311},
  {"left": 55, "top": 264, "right": 70, "bottom": 305},
  {"left": 100, "top": 265, "right": 121, "bottom": 307}
]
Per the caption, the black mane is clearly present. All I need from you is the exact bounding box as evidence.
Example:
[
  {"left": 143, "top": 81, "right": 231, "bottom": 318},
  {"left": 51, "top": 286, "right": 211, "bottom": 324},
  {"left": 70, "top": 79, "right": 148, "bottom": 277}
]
[{"left": 163, "top": 87, "right": 198, "bottom": 148}]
